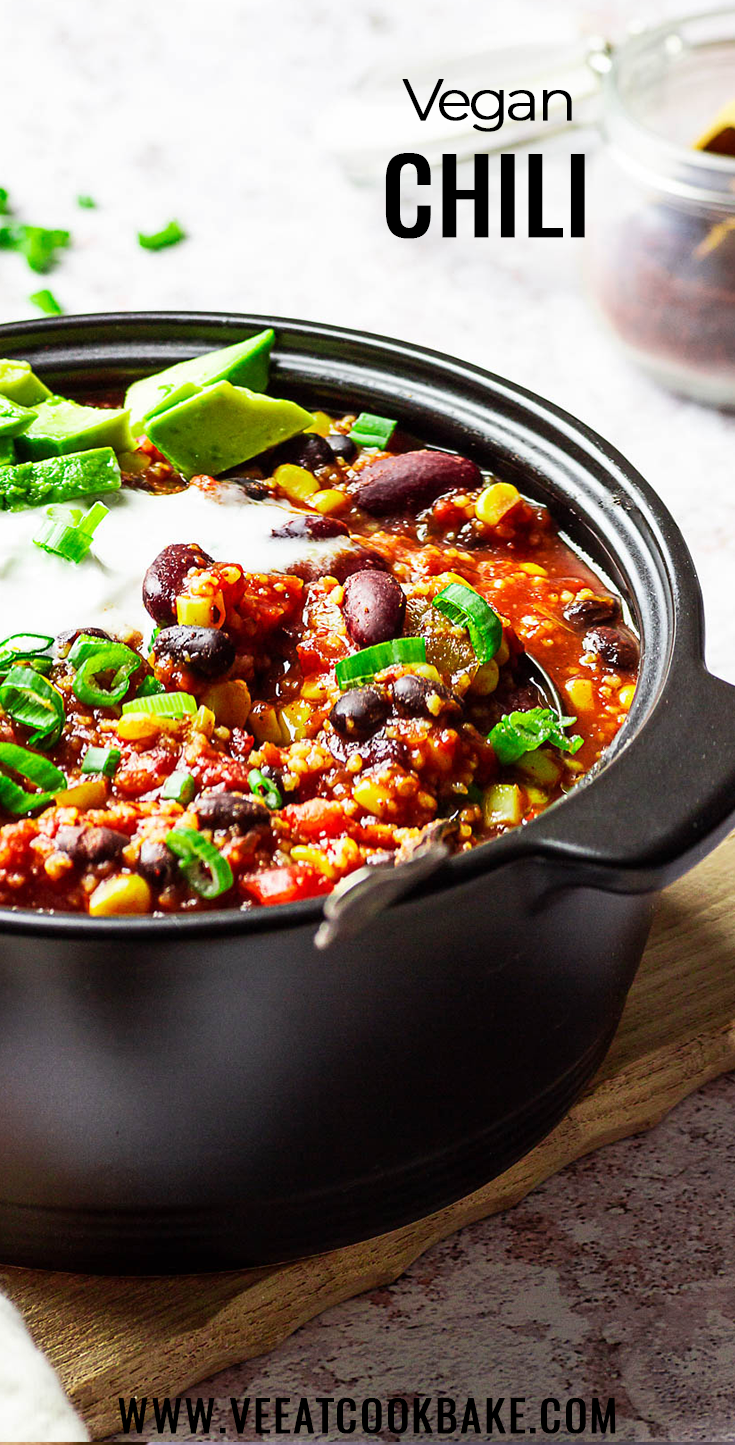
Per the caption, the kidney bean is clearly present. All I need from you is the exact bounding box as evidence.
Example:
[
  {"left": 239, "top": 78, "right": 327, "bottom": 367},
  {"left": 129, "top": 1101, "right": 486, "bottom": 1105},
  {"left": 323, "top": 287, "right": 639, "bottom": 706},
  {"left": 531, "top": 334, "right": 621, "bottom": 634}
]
[
  {"left": 137, "top": 839, "right": 179, "bottom": 889},
  {"left": 56, "top": 825, "right": 128, "bottom": 865},
  {"left": 271, "top": 513, "right": 349, "bottom": 541},
  {"left": 142, "top": 543, "right": 215, "bottom": 626},
  {"left": 564, "top": 594, "right": 622, "bottom": 629},
  {"left": 285, "top": 539, "right": 389, "bottom": 584},
  {"left": 584, "top": 626, "right": 639, "bottom": 671},
  {"left": 391, "top": 672, "right": 460, "bottom": 718},
  {"left": 153, "top": 626, "right": 235, "bottom": 679},
  {"left": 194, "top": 790, "right": 269, "bottom": 832},
  {"left": 329, "top": 687, "right": 389, "bottom": 740},
  {"left": 342, "top": 570, "right": 406, "bottom": 647},
  {"left": 353, "top": 450, "right": 482, "bottom": 516},
  {"left": 327, "top": 433, "right": 357, "bottom": 462},
  {"left": 54, "top": 626, "right": 111, "bottom": 660},
  {"left": 270, "top": 432, "right": 334, "bottom": 472}
]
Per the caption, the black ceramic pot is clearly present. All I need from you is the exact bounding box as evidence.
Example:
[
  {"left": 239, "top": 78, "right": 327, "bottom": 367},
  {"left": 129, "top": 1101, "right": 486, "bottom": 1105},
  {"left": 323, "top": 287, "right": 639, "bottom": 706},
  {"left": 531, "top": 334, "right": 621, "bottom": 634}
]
[{"left": 0, "top": 313, "right": 733, "bottom": 1274}]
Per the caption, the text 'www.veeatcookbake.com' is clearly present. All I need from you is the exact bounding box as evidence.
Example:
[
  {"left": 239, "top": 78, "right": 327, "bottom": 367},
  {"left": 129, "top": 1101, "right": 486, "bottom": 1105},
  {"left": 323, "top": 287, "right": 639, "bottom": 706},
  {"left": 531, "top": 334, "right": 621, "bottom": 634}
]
[{"left": 118, "top": 1393, "right": 616, "bottom": 1437}]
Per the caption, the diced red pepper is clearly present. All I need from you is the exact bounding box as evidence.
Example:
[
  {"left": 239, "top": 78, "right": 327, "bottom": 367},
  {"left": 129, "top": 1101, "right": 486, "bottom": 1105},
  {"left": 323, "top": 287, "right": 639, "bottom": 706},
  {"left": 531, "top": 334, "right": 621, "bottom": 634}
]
[
  {"left": 281, "top": 798, "right": 350, "bottom": 840},
  {"left": 244, "top": 864, "right": 331, "bottom": 906}
]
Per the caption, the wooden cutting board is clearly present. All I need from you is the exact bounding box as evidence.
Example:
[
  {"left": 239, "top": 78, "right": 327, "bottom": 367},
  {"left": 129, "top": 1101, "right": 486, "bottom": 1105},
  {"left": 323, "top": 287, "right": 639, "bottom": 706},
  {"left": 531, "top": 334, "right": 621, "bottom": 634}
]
[{"left": 2, "top": 833, "right": 734, "bottom": 1441}]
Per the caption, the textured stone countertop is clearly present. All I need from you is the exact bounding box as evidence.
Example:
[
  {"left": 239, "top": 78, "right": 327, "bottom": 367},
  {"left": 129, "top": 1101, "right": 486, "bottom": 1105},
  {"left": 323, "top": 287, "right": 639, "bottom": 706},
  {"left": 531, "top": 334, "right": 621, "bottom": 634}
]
[{"left": 1, "top": 0, "right": 734, "bottom": 1439}]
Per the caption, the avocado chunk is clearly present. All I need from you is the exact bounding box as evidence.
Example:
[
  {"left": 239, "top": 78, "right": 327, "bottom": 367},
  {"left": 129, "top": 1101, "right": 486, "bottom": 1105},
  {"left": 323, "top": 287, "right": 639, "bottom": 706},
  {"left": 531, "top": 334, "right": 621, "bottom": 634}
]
[
  {"left": 0, "top": 393, "right": 35, "bottom": 437},
  {"left": 145, "top": 382, "right": 312, "bottom": 478},
  {"left": 0, "top": 438, "right": 15, "bottom": 466},
  {"left": 0, "top": 359, "right": 52, "bottom": 407},
  {"left": 16, "top": 397, "right": 134, "bottom": 461},
  {"left": 125, "top": 329, "right": 275, "bottom": 434},
  {"left": 0, "top": 447, "right": 121, "bottom": 510}
]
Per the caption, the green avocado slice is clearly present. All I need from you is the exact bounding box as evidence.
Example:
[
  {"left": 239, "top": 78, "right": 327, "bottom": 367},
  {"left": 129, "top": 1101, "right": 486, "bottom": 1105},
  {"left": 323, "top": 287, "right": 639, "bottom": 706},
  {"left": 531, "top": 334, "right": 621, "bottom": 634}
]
[
  {"left": 16, "top": 397, "right": 135, "bottom": 461},
  {"left": 0, "top": 359, "right": 52, "bottom": 407},
  {"left": 125, "top": 329, "right": 275, "bottom": 434},
  {"left": 0, "top": 393, "right": 35, "bottom": 438},
  {"left": 145, "top": 381, "right": 312, "bottom": 478},
  {"left": 0, "top": 447, "right": 121, "bottom": 509}
]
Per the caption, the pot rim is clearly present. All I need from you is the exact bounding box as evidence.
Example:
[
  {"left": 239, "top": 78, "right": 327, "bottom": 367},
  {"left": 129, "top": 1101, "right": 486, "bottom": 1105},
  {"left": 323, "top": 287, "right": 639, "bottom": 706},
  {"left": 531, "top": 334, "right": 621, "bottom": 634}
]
[{"left": 0, "top": 309, "right": 726, "bottom": 937}]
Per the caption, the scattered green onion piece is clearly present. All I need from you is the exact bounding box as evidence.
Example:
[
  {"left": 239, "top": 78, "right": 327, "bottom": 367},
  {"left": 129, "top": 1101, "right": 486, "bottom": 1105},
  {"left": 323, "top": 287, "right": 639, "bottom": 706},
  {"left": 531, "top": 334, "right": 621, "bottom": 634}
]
[
  {"left": 0, "top": 666, "right": 65, "bottom": 746},
  {"left": 148, "top": 626, "right": 160, "bottom": 651},
  {"left": 135, "top": 675, "right": 165, "bottom": 699},
  {"left": 77, "top": 195, "right": 97, "bottom": 209},
  {"left": 0, "top": 189, "right": 10, "bottom": 216},
  {"left": 489, "top": 707, "right": 583, "bottom": 766},
  {"left": 0, "top": 742, "right": 65, "bottom": 791},
  {"left": 67, "top": 633, "right": 112, "bottom": 667},
  {"left": 80, "top": 745, "right": 121, "bottom": 778},
  {"left": 72, "top": 643, "right": 141, "bottom": 708},
  {"left": 121, "top": 691, "right": 196, "bottom": 717},
  {"left": 34, "top": 500, "right": 109, "bottom": 563},
  {"left": 248, "top": 768, "right": 282, "bottom": 811},
  {"left": 165, "top": 825, "right": 233, "bottom": 899},
  {"left": 161, "top": 770, "right": 196, "bottom": 805},
  {"left": 15, "top": 225, "right": 71, "bottom": 274},
  {"left": 335, "top": 636, "right": 426, "bottom": 690},
  {"left": 30, "top": 289, "right": 63, "bottom": 316},
  {"left": 348, "top": 411, "right": 397, "bottom": 448},
  {"left": 0, "top": 633, "right": 54, "bottom": 672},
  {"left": 138, "top": 220, "right": 186, "bottom": 251},
  {"left": 0, "top": 775, "right": 57, "bottom": 815},
  {"left": 432, "top": 582, "right": 503, "bottom": 664}
]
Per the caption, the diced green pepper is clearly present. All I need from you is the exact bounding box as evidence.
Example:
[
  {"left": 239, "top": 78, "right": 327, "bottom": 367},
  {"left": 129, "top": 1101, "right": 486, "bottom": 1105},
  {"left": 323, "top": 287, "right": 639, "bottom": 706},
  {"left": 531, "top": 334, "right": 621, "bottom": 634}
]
[
  {"left": 0, "top": 394, "right": 35, "bottom": 438},
  {"left": 145, "top": 381, "right": 312, "bottom": 478},
  {"left": 124, "top": 330, "right": 275, "bottom": 433},
  {"left": 17, "top": 397, "right": 134, "bottom": 461},
  {"left": 0, "top": 359, "right": 51, "bottom": 407},
  {"left": 0, "top": 447, "right": 121, "bottom": 510}
]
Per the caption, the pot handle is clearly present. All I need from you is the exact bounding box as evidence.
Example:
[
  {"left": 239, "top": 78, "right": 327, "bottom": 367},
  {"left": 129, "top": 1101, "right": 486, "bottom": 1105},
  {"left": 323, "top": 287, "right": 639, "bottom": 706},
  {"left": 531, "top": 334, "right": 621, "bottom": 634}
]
[{"left": 533, "top": 664, "right": 735, "bottom": 893}]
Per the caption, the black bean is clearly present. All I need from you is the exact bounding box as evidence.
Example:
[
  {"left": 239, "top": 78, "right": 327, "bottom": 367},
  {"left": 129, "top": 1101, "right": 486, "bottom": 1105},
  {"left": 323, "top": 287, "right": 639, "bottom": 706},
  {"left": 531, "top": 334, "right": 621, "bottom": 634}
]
[
  {"left": 54, "top": 626, "right": 111, "bottom": 660},
  {"left": 564, "top": 594, "right": 621, "bottom": 629},
  {"left": 270, "top": 432, "right": 334, "bottom": 472},
  {"left": 194, "top": 791, "right": 269, "bottom": 832},
  {"left": 327, "top": 433, "right": 357, "bottom": 462},
  {"left": 329, "top": 687, "right": 389, "bottom": 741},
  {"left": 342, "top": 570, "right": 406, "bottom": 648},
  {"left": 391, "top": 673, "right": 459, "bottom": 718},
  {"left": 153, "top": 626, "right": 236, "bottom": 679},
  {"left": 584, "top": 625, "right": 640, "bottom": 671},
  {"left": 142, "top": 543, "right": 215, "bottom": 626},
  {"left": 329, "top": 731, "right": 407, "bottom": 770},
  {"left": 271, "top": 513, "right": 349, "bottom": 541},
  {"left": 138, "top": 840, "right": 179, "bottom": 889},
  {"left": 56, "top": 825, "right": 128, "bottom": 865}
]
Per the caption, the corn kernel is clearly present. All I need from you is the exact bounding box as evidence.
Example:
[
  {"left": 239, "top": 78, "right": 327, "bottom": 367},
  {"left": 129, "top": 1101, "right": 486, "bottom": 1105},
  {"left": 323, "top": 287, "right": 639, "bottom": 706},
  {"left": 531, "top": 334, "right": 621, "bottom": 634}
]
[
  {"left": 54, "top": 778, "right": 108, "bottom": 808},
  {"left": 565, "top": 677, "right": 595, "bottom": 712},
  {"left": 516, "top": 749, "right": 562, "bottom": 785},
  {"left": 274, "top": 463, "right": 320, "bottom": 502},
  {"left": 300, "top": 675, "right": 331, "bottom": 701},
  {"left": 353, "top": 776, "right": 394, "bottom": 817},
  {"left": 518, "top": 562, "right": 547, "bottom": 577},
  {"left": 192, "top": 704, "right": 216, "bottom": 738},
  {"left": 116, "top": 713, "right": 162, "bottom": 742},
  {"left": 483, "top": 782, "right": 524, "bottom": 827},
  {"left": 312, "top": 488, "right": 348, "bottom": 515},
  {"left": 176, "top": 592, "right": 225, "bottom": 628},
  {"left": 305, "top": 411, "right": 333, "bottom": 437},
  {"left": 249, "top": 703, "right": 286, "bottom": 745},
  {"left": 89, "top": 873, "right": 152, "bottom": 917},
  {"left": 434, "top": 571, "right": 467, "bottom": 591},
  {"left": 413, "top": 664, "right": 443, "bottom": 684},
  {"left": 619, "top": 683, "right": 636, "bottom": 709},
  {"left": 470, "top": 659, "right": 500, "bottom": 696},
  {"left": 202, "top": 679, "right": 252, "bottom": 728},
  {"left": 280, "top": 699, "right": 312, "bottom": 741},
  {"left": 475, "top": 482, "right": 521, "bottom": 527},
  {"left": 291, "top": 845, "right": 336, "bottom": 878}
]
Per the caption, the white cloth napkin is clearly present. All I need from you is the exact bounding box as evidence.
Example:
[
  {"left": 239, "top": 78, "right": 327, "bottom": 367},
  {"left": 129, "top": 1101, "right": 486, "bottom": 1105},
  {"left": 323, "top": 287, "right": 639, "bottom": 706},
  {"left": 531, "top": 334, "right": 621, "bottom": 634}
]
[{"left": 0, "top": 1293, "right": 88, "bottom": 1442}]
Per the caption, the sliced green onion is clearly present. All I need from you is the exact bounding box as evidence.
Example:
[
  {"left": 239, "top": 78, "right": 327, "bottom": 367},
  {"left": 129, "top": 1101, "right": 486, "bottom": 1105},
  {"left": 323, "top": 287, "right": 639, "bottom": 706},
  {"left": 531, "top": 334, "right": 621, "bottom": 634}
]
[
  {"left": 67, "top": 633, "right": 111, "bottom": 667},
  {"left": 0, "top": 666, "right": 65, "bottom": 746},
  {"left": 0, "top": 633, "right": 54, "bottom": 673},
  {"left": 72, "top": 643, "right": 141, "bottom": 708},
  {"left": 121, "top": 691, "right": 196, "bottom": 717},
  {"left": 30, "top": 288, "right": 63, "bottom": 316},
  {"left": 80, "top": 745, "right": 121, "bottom": 778},
  {"left": 432, "top": 582, "right": 503, "bottom": 664},
  {"left": 138, "top": 220, "right": 186, "bottom": 251},
  {"left": 77, "top": 195, "right": 97, "bottom": 209},
  {"left": 335, "top": 636, "right": 426, "bottom": 690},
  {"left": 489, "top": 707, "right": 583, "bottom": 766},
  {"left": 165, "top": 825, "right": 233, "bottom": 899},
  {"left": 348, "top": 411, "right": 397, "bottom": 449},
  {"left": 135, "top": 675, "right": 165, "bottom": 699},
  {"left": 0, "top": 741, "right": 65, "bottom": 814},
  {"left": 34, "top": 500, "right": 109, "bottom": 564},
  {"left": 248, "top": 768, "right": 282, "bottom": 811},
  {"left": 161, "top": 770, "right": 196, "bottom": 805}
]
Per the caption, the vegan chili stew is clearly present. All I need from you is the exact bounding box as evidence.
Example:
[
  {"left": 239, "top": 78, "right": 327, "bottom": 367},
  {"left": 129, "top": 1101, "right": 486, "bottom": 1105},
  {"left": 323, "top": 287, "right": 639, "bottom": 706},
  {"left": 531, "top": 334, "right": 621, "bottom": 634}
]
[{"left": 0, "top": 333, "right": 639, "bottom": 915}]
